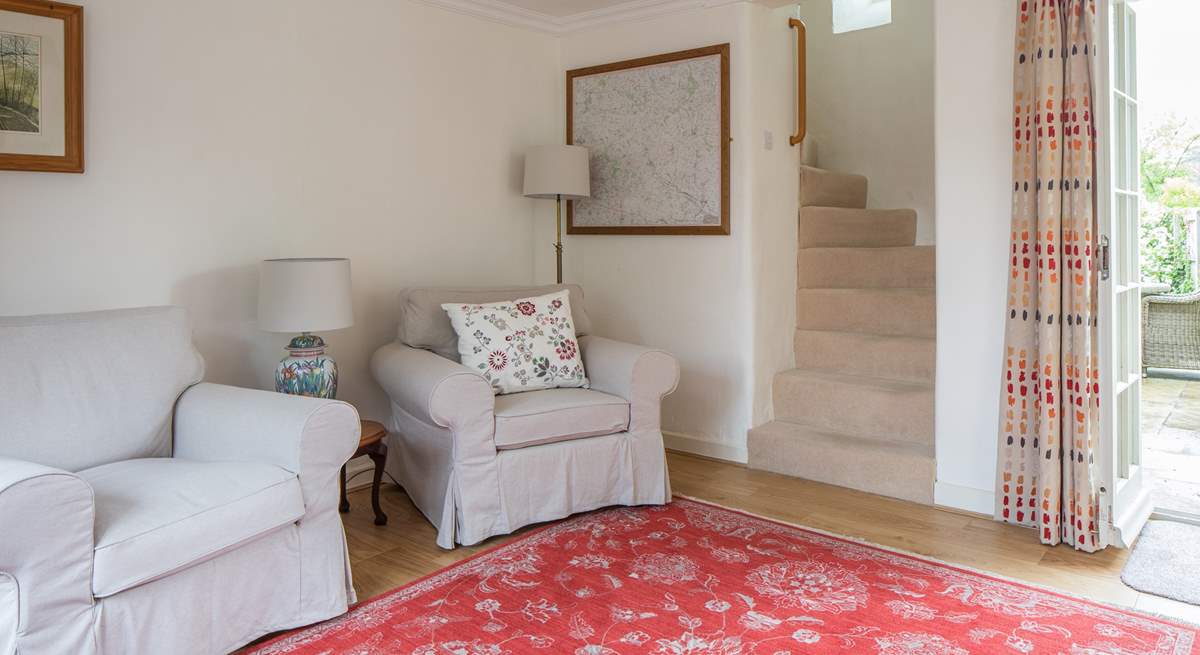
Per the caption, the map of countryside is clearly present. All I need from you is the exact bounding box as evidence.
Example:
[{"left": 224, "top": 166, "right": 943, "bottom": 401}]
[{"left": 571, "top": 53, "right": 723, "bottom": 230}]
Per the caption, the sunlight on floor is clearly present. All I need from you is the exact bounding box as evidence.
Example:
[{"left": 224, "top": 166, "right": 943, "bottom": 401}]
[{"left": 1141, "top": 376, "right": 1200, "bottom": 516}]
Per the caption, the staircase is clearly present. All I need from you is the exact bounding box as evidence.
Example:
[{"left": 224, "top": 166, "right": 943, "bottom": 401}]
[{"left": 747, "top": 165, "right": 935, "bottom": 504}]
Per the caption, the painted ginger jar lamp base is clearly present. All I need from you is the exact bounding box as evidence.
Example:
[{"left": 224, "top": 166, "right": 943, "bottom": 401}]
[{"left": 275, "top": 332, "right": 339, "bottom": 399}]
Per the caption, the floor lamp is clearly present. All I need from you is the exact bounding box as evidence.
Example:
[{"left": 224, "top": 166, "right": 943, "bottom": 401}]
[{"left": 523, "top": 145, "right": 591, "bottom": 284}]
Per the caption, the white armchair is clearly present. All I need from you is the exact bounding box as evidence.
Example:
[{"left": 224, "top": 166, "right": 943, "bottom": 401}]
[
  {"left": 371, "top": 285, "right": 679, "bottom": 549},
  {"left": 0, "top": 307, "right": 360, "bottom": 655}
]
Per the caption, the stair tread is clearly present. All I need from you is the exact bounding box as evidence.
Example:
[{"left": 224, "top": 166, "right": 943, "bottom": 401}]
[
  {"left": 795, "top": 328, "right": 935, "bottom": 342},
  {"left": 752, "top": 420, "right": 935, "bottom": 457},
  {"left": 800, "top": 245, "right": 934, "bottom": 254},
  {"left": 798, "top": 287, "right": 934, "bottom": 297},
  {"left": 798, "top": 206, "right": 916, "bottom": 248},
  {"left": 800, "top": 206, "right": 914, "bottom": 214},
  {"left": 776, "top": 367, "right": 933, "bottom": 392},
  {"left": 800, "top": 164, "right": 862, "bottom": 176},
  {"left": 799, "top": 166, "right": 869, "bottom": 210}
]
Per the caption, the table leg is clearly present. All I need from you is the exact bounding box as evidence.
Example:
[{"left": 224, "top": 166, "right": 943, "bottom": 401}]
[
  {"left": 339, "top": 465, "right": 350, "bottom": 513},
  {"left": 368, "top": 444, "right": 388, "bottom": 526}
]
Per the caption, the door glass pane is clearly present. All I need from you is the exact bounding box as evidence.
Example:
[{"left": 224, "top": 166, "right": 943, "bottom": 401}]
[
  {"left": 1127, "top": 8, "right": 1137, "bottom": 97},
  {"left": 1118, "top": 387, "right": 1132, "bottom": 476},
  {"left": 1117, "top": 193, "right": 1129, "bottom": 284},
  {"left": 1114, "top": 3, "right": 1127, "bottom": 93},
  {"left": 1116, "top": 100, "right": 1128, "bottom": 189},
  {"left": 1118, "top": 291, "right": 1130, "bottom": 381}
]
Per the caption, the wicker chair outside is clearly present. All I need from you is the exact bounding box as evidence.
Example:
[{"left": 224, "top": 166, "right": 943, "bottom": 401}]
[{"left": 1142, "top": 291, "right": 1200, "bottom": 370}]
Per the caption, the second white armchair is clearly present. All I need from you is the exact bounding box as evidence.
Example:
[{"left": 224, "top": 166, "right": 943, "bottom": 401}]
[{"left": 371, "top": 285, "right": 679, "bottom": 549}]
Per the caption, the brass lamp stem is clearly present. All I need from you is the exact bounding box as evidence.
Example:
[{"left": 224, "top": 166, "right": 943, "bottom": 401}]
[{"left": 555, "top": 193, "right": 564, "bottom": 284}]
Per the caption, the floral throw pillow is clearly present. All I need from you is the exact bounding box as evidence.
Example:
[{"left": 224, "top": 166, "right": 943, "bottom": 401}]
[{"left": 441, "top": 290, "right": 588, "bottom": 395}]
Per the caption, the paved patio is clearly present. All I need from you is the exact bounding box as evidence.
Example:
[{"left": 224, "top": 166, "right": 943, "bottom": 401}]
[{"left": 1142, "top": 376, "right": 1200, "bottom": 516}]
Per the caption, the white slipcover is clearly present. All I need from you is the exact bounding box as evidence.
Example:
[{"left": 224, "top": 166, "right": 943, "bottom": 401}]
[
  {"left": 0, "top": 306, "right": 360, "bottom": 654},
  {"left": 493, "top": 388, "right": 629, "bottom": 449},
  {"left": 80, "top": 458, "right": 305, "bottom": 598},
  {"left": 371, "top": 285, "right": 679, "bottom": 549}
]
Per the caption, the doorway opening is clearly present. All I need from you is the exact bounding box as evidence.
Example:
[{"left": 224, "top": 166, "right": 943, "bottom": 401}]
[{"left": 1134, "top": 0, "right": 1200, "bottom": 522}]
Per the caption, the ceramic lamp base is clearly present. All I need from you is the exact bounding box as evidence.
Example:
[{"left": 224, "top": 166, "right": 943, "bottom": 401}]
[{"left": 275, "top": 333, "right": 338, "bottom": 399}]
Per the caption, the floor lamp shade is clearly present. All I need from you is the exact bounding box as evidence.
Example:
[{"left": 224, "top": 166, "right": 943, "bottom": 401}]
[
  {"left": 258, "top": 258, "right": 353, "bottom": 399},
  {"left": 524, "top": 145, "right": 590, "bottom": 285},
  {"left": 258, "top": 258, "right": 354, "bottom": 333},
  {"left": 523, "top": 145, "right": 590, "bottom": 199}
]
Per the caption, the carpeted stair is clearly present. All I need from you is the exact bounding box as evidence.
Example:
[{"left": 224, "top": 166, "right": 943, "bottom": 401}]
[{"left": 748, "top": 165, "right": 935, "bottom": 504}]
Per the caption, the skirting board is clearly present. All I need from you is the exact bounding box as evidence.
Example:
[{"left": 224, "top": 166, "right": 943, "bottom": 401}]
[
  {"left": 934, "top": 480, "right": 994, "bottom": 516},
  {"left": 663, "top": 430, "right": 748, "bottom": 464}
]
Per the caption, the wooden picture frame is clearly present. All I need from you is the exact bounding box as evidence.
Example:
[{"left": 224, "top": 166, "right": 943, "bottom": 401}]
[
  {"left": 0, "top": 0, "right": 83, "bottom": 173},
  {"left": 566, "top": 44, "right": 730, "bottom": 235}
]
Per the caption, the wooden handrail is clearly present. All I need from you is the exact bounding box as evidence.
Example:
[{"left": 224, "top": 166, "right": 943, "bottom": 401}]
[{"left": 789, "top": 17, "right": 807, "bottom": 147}]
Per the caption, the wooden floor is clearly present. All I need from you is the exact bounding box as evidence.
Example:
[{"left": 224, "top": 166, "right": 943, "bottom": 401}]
[{"left": 341, "top": 451, "right": 1200, "bottom": 625}]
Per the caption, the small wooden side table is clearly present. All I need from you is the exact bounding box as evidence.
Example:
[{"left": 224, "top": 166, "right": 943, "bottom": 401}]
[{"left": 339, "top": 420, "right": 388, "bottom": 525}]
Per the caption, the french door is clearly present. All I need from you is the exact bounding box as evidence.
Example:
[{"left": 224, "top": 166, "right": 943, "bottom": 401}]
[{"left": 1099, "top": 0, "right": 1152, "bottom": 548}]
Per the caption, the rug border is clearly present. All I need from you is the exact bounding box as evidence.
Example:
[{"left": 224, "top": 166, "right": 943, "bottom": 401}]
[
  {"left": 675, "top": 494, "right": 1200, "bottom": 631},
  {"left": 247, "top": 494, "right": 1198, "bottom": 653}
]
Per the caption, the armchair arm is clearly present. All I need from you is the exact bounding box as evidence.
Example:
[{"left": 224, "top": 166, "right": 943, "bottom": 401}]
[
  {"left": 370, "top": 342, "right": 495, "bottom": 432},
  {"left": 173, "top": 383, "right": 360, "bottom": 506},
  {"left": 0, "top": 458, "right": 96, "bottom": 654},
  {"left": 580, "top": 336, "right": 679, "bottom": 432}
]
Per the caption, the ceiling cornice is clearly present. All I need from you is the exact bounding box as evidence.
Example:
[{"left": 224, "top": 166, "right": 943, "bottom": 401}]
[{"left": 416, "top": 0, "right": 745, "bottom": 35}]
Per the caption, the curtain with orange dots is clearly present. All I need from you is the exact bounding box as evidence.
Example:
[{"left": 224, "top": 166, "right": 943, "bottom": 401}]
[{"left": 996, "top": 0, "right": 1102, "bottom": 552}]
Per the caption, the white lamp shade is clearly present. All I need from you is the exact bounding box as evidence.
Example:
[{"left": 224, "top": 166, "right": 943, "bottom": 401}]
[
  {"left": 523, "top": 145, "right": 591, "bottom": 199},
  {"left": 258, "top": 258, "right": 354, "bottom": 333}
]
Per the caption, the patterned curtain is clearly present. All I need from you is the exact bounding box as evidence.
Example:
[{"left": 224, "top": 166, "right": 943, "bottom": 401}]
[{"left": 996, "top": 0, "right": 1102, "bottom": 552}]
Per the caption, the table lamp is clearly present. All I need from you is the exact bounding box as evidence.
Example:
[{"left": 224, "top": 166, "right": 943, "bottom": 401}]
[
  {"left": 258, "top": 258, "right": 353, "bottom": 398},
  {"left": 523, "top": 145, "right": 590, "bottom": 284}
]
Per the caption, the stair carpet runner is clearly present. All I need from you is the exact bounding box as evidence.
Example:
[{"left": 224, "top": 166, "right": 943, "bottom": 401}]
[{"left": 747, "top": 165, "right": 936, "bottom": 504}]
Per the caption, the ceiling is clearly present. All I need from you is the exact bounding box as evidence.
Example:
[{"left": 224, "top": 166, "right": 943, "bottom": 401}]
[
  {"left": 497, "top": 0, "right": 643, "bottom": 18},
  {"left": 421, "top": 0, "right": 751, "bottom": 34}
]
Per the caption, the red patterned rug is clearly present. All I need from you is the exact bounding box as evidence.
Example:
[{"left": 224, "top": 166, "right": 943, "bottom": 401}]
[{"left": 245, "top": 498, "right": 1197, "bottom": 654}]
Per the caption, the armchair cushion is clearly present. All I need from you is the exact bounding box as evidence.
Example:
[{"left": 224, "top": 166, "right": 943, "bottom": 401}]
[
  {"left": 398, "top": 285, "right": 591, "bottom": 361},
  {"left": 493, "top": 389, "right": 629, "bottom": 450},
  {"left": 79, "top": 458, "right": 304, "bottom": 597}
]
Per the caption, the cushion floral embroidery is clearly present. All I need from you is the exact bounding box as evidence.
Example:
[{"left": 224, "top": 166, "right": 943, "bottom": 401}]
[{"left": 442, "top": 290, "right": 588, "bottom": 394}]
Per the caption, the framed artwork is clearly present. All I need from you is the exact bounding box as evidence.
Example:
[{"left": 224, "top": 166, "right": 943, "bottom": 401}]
[
  {"left": 0, "top": 0, "right": 82, "bottom": 173},
  {"left": 567, "top": 43, "right": 730, "bottom": 235}
]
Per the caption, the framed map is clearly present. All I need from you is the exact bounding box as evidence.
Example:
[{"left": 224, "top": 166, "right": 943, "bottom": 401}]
[{"left": 567, "top": 44, "right": 730, "bottom": 235}]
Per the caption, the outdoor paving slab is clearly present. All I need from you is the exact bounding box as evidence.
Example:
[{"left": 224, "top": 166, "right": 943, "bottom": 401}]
[
  {"left": 1142, "top": 377, "right": 1200, "bottom": 516},
  {"left": 1143, "top": 451, "right": 1200, "bottom": 484},
  {"left": 1146, "top": 475, "right": 1200, "bottom": 516},
  {"left": 1164, "top": 406, "right": 1200, "bottom": 431},
  {"left": 1145, "top": 379, "right": 1187, "bottom": 402},
  {"left": 1144, "top": 426, "right": 1200, "bottom": 457}
]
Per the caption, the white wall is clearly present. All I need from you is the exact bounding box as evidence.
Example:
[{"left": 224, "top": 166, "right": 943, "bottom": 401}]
[
  {"left": 748, "top": 5, "right": 803, "bottom": 437},
  {"left": 796, "top": 0, "right": 935, "bottom": 243},
  {"left": 933, "top": 0, "right": 1016, "bottom": 514},
  {"left": 547, "top": 2, "right": 800, "bottom": 462},
  {"left": 0, "top": 0, "right": 561, "bottom": 422}
]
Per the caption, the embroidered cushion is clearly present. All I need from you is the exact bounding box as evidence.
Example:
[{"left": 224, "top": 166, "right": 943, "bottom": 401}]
[{"left": 442, "top": 290, "right": 589, "bottom": 395}]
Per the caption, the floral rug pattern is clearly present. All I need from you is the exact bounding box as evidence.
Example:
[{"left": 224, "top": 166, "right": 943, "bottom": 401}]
[{"left": 245, "top": 499, "right": 1197, "bottom": 654}]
